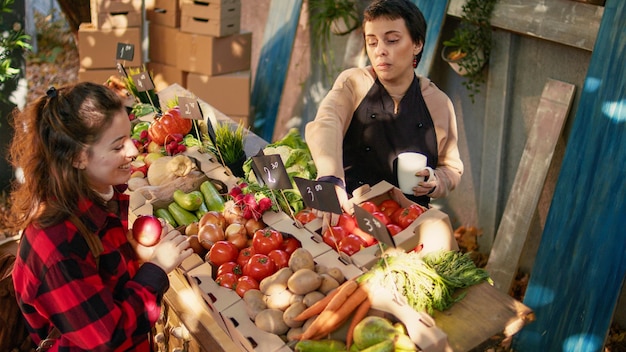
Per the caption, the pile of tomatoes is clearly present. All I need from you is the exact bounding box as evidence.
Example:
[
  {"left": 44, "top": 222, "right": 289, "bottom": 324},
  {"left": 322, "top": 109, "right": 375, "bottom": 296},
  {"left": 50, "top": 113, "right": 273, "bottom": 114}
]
[
  {"left": 206, "top": 227, "right": 302, "bottom": 298},
  {"left": 294, "top": 198, "right": 426, "bottom": 257}
]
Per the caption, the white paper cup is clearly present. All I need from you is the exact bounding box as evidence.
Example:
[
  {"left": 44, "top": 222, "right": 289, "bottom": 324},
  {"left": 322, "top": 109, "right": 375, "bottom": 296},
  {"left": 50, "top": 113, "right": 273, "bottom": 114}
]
[{"left": 397, "top": 152, "right": 434, "bottom": 194}]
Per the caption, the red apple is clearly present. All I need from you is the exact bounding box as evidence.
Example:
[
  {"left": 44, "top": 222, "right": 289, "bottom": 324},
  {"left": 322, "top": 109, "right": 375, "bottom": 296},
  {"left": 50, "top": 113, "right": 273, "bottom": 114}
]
[
  {"left": 132, "top": 215, "right": 163, "bottom": 247},
  {"left": 130, "top": 160, "right": 148, "bottom": 176}
]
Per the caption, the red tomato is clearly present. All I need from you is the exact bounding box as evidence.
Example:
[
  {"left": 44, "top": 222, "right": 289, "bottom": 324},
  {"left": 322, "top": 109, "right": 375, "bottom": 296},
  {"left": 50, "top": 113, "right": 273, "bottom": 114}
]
[
  {"left": 359, "top": 201, "right": 380, "bottom": 214},
  {"left": 351, "top": 226, "right": 377, "bottom": 247},
  {"left": 207, "top": 241, "right": 239, "bottom": 267},
  {"left": 235, "top": 276, "right": 259, "bottom": 297},
  {"left": 336, "top": 213, "right": 356, "bottom": 233},
  {"left": 394, "top": 204, "right": 425, "bottom": 229},
  {"left": 236, "top": 246, "right": 256, "bottom": 268},
  {"left": 215, "top": 272, "right": 238, "bottom": 289},
  {"left": 281, "top": 237, "right": 301, "bottom": 255},
  {"left": 268, "top": 249, "right": 290, "bottom": 269},
  {"left": 386, "top": 224, "right": 403, "bottom": 236},
  {"left": 252, "top": 228, "right": 284, "bottom": 255},
  {"left": 322, "top": 226, "right": 348, "bottom": 249},
  {"left": 216, "top": 261, "right": 243, "bottom": 278},
  {"left": 243, "top": 254, "right": 276, "bottom": 282},
  {"left": 294, "top": 208, "right": 317, "bottom": 225},
  {"left": 379, "top": 199, "right": 401, "bottom": 218},
  {"left": 372, "top": 211, "right": 390, "bottom": 226},
  {"left": 338, "top": 234, "right": 366, "bottom": 256},
  {"left": 148, "top": 107, "right": 192, "bottom": 145}
]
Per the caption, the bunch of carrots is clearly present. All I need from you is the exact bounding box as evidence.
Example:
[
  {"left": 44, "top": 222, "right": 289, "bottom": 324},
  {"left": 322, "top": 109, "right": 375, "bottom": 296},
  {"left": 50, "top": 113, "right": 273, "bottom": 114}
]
[{"left": 293, "top": 278, "right": 371, "bottom": 348}]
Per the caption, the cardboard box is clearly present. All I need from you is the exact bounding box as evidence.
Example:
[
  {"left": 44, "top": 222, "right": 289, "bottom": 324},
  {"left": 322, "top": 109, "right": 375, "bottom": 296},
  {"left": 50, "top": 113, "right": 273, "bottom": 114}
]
[
  {"left": 180, "top": 13, "right": 240, "bottom": 37},
  {"left": 176, "top": 31, "right": 251, "bottom": 76},
  {"left": 93, "top": 11, "right": 143, "bottom": 29},
  {"left": 269, "top": 217, "right": 331, "bottom": 258},
  {"left": 148, "top": 24, "right": 179, "bottom": 66},
  {"left": 181, "top": 1, "right": 241, "bottom": 20},
  {"left": 78, "top": 23, "right": 143, "bottom": 69},
  {"left": 90, "top": 0, "right": 143, "bottom": 14},
  {"left": 186, "top": 71, "right": 250, "bottom": 116},
  {"left": 146, "top": 62, "right": 187, "bottom": 92},
  {"left": 78, "top": 68, "right": 120, "bottom": 84},
  {"left": 147, "top": 0, "right": 181, "bottom": 28},
  {"left": 221, "top": 300, "right": 290, "bottom": 352}
]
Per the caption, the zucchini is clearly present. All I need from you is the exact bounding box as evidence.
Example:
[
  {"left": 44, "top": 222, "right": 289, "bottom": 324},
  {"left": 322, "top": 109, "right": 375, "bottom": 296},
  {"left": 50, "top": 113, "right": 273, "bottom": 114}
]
[
  {"left": 200, "top": 180, "right": 225, "bottom": 212},
  {"left": 155, "top": 207, "right": 178, "bottom": 227},
  {"left": 173, "top": 190, "right": 204, "bottom": 211},
  {"left": 195, "top": 201, "right": 209, "bottom": 218},
  {"left": 167, "top": 202, "right": 199, "bottom": 226}
]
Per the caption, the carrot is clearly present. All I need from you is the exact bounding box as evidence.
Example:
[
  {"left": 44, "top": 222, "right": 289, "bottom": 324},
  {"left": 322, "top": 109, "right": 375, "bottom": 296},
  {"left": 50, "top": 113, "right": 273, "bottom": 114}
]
[
  {"left": 346, "top": 297, "right": 372, "bottom": 349},
  {"left": 294, "top": 279, "right": 355, "bottom": 322},
  {"left": 310, "top": 285, "right": 368, "bottom": 340},
  {"left": 324, "top": 279, "right": 358, "bottom": 312}
]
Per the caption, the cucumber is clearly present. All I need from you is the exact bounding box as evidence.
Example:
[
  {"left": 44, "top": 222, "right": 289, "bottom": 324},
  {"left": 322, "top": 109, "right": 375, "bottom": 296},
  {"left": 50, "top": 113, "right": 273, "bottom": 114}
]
[
  {"left": 154, "top": 208, "right": 178, "bottom": 227},
  {"left": 173, "top": 190, "right": 204, "bottom": 211},
  {"left": 294, "top": 340, "right": 347, "bottom": 352},
  {"left": 200, "top": 180, "right": 225, "bottom": 212},
  {"left": 167, "top": 202, "right": 199, "bottom": 226}
]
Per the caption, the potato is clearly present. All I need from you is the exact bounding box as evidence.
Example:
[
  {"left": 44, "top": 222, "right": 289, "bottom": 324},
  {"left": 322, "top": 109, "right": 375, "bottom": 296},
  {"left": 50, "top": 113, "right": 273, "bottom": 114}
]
[
  {"left": 283, "top": 302, "right": 307, "bottom": 328},
  {"left": 243, "top": 289, "right": 267, "bottom": 320},
  {"left": 302, "top": 291, "right": 326, "bottom": 307},
  {"left": 318, "top": 274, "right": 340, "bottom": 295},
  {"left": 259, "top": 267, "right": 293, "bottom": 295},
  {"left": 315, "top": 264, "right": 328, "bottom": 274},
  {"left": 264, "top": 288, "right": 295, "bottom": 310},
  {"left": 287, "top": 268, "right": 322, "bottom": 295},
  {"left": 255, "top": 308, "right": 289, "bottom": 335},
  {"left": 326, "top": 267, "right": 345, "bottom": 284},
  {"left": 287, "top": 327, "right": 304, "bottom": 341},
  {"left": 288, "top": 248, "right": 315, "bottom": 272}
]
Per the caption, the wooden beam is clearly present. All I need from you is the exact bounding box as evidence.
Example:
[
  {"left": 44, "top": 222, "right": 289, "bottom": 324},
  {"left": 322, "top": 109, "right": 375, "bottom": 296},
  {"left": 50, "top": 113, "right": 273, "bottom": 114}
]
[
  {"left": 477, "top": 30, "right": 513, "bottom": 253},
  {"left": 447, "top": 0, "right": 604, "bottom": 52},
  {"left": 485, "top": 79, "right": 575, "bottom": 293}
]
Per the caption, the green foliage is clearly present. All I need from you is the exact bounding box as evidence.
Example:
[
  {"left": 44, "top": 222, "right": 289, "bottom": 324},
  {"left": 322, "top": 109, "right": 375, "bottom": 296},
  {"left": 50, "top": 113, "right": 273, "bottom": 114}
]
[
  {"left": 26, "top": 8, "right": 70, "bottom": 64},
  {"left": 0, "top": 0, "right": 31, "bottom": 85},
  {"left": 442, "top": 0, "right": 498, "bottom": 103}
]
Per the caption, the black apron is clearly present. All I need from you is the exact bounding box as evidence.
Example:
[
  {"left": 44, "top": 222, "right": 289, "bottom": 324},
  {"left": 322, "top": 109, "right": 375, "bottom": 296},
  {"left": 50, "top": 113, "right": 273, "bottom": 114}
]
[{"left": 343, "top": 76, "right": 438, "bottom": 207}]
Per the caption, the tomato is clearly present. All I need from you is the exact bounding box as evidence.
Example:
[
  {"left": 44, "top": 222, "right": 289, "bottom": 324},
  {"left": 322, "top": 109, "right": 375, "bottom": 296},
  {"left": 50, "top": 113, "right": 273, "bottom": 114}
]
[
  {"left": 359, "top": 201, "right": 380, "bottom": 214},
  {"left": 351, "top": 226, "right": 377, "bottom": 247},
  {"left": 207, "top": 240, "right": 239, "bottom": 266},
  {"left": 338, "top": 234, "right": 366, "bottom": 256},
  {"left": 252, "top": 228, "right": 284, "bottom": 255},
  {"left": 281, "top": 237, "right": 301, "bottom": 255},
  {"left": 268, "top": 249, "right": 290, "bottom": 269},
  {"left": 322, "top": 226, "right": 348, "bottom": 249},
  {"left": 215, "top": 272, "right": 238, "bottom": 289},
  {"left": 148, "top": 107, "right": 192, "bottom": 145},
  {"left": 235, "top": 276, "right": 259, "bottom": 297},
  {"left": 294, "top": 208, "right": 317, "bottom": 225},
  {"left": 336, "top": 213, "right": 356, "bottom": 233},
  {"left": 243, "top": 254, "right": 276, "bottom": 282},
  {"left": 386, "top": 223, "right": 403, "bottom": 236},
  {"left": 237, "top": 246, "right": 256, "bottom": 268},
  {"left": 372, "top": 211, "right": 390, "bottom": 226},
  {"left": 216, "top": 261, "right": 243, "bottom": 278},
  {"left": 379, "top": 199, "right": 401, "bottom": 218},
  {"left": 394, "top": 204, "right": 425, "bottom": 229}
]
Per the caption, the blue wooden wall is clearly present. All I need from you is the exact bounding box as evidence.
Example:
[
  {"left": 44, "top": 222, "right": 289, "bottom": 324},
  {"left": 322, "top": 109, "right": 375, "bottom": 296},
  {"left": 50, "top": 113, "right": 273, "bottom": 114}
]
[
  {"left": 413, "top": 0, "right": 449, "bottom": 78},
  {"left": 514, "top": 0, "right": 626, "bottom": 350}
]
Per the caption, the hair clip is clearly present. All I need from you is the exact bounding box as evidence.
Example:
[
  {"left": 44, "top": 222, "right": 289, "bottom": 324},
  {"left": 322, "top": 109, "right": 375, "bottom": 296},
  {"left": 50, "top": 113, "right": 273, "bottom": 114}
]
[{"left": 46, "top": 87, "right": 57, "bottom": 98}]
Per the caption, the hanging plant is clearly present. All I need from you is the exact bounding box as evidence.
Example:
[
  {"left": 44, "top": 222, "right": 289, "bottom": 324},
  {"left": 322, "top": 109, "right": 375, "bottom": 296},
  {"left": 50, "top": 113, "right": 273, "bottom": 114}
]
[
  {"left": 441, "top": 0, "right": 498, "bottom": 103},
  {"left": 0, "top": 0, "right": 31, "bottom": 102}
]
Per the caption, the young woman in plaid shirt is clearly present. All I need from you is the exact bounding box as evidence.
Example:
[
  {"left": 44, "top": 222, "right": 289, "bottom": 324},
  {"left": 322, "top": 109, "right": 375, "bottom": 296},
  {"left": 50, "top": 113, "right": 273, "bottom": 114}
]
[{"left": 7, "top": 82, "right": 193, "bottom": 351}]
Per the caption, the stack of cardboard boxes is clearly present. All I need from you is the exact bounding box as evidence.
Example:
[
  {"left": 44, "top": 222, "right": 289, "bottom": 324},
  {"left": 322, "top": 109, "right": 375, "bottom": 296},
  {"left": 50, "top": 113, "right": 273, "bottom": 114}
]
[
  {"left": 78, "top": 0, "right": 144, "bottom": 84},
  {"left": 148, "top": 0, "right": 253, "bottom": 127}
]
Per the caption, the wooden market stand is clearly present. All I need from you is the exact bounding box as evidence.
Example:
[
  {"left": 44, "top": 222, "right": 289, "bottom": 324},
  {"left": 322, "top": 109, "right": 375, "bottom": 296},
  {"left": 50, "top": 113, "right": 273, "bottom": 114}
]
[{"left": 148, "top": 84, "right": 535, "bottom": 352}]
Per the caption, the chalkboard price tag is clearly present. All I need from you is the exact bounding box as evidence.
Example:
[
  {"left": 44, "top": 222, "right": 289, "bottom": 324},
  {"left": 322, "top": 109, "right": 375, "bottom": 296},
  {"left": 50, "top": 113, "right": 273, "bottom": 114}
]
[
  {"left": 251, "top": 154, "right": 292, "bottom": 190},
  {"left": 178, "top": 97, "right": 204, "bottom": 120},
  {"left": 116, "top": 62, "right": 127, "bottom": 77},
  {"left": 353, "top": 205, "right": 396, "bottom": 248},
  {"left": 131, "top": 71, "right": 154, "bottom": 92},
  {"left": 293, "top": 177, "right": 342, "bottom": 214},
  {"left": 116, "top": 43, "right": 135, "bottom": 61}
]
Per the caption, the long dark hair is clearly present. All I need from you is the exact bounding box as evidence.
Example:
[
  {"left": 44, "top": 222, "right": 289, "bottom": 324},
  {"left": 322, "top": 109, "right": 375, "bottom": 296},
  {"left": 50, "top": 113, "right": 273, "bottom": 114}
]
[
  {"left": 7, "top": 82, "right": 124, "bottom": 232},
  {"left": 363, "top": 0, "right": 427, "bottom": 65}
]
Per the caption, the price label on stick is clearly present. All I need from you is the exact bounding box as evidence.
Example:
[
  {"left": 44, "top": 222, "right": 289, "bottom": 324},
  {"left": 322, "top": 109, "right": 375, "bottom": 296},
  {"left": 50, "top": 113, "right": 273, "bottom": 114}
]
[
  {"left": 353, "top": 205, "right": 396, "bottom": 248},
  {"left": 293, "top": 177, "right": 342, "bottom": 214},
  {"left": 116, "top": 62, "right": 127, "bottom": 77},
  {"left": 178, "top": 97, "right": 204, "bottom": 120},
  {"left": 116, "top": 43, "right": 135, "bottom": 61},
  {"left": 251, "top": 154, "right": 292, "bottom": 190},
  {"left": 131, "top": 72, "right": 154, "bottom": 92}
]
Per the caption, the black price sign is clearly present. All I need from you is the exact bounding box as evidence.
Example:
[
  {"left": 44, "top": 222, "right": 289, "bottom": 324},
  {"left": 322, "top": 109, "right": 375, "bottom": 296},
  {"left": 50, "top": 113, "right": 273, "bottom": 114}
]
[
  {"left": 353, "top": 205, "right": 396, "bottom": 248},
  {"left": 251, "top": 154, "right": 292, "bottom": 190},
  {"left": 131, "top": 71, "right": 154, "bottom": 92},
  {"left": 293, "top": 177, "right": 342, "bottom": 214},
  {"left": 116, "top": 43, "right": 135, "bottom": 61},
  {"left": 178, "top": 97, "right": 204, "bottom": 120},
  {"left": 116, "top": 62, "right": 127, "bottom": 77}
]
